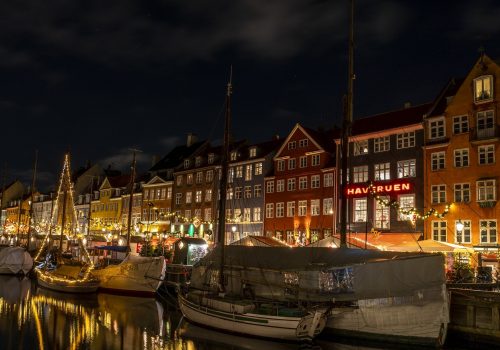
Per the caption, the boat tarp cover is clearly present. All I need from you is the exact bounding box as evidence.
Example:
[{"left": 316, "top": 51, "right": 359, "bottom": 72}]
[
  {"left": 192, "top": 246, "right": 445, "bottom": 300},
  {"left": 0, "top": 247, "right": 33, "bottom": 274}
]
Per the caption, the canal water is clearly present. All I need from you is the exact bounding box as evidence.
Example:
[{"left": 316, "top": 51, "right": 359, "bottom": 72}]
[{"left": 0, "top": 276, "right": 471, "bottom": 350}]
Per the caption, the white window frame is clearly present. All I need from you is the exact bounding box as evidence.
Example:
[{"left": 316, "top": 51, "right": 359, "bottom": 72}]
[
  {"left": 287, "top": 201, "right": 295, "bottom": 217},
  {"left": 432, "top": 221, "right": 447, "bottom": 242},
  {"left": 397, "top": 159, "right": 416, "bottom": 178},
  {"left": 478, "top": 145, "right": 495, "bottom": 165},
  {"left": 310, "top": 199, "right": 320, "bottom": 216},
  {"left": 276, "top": 202, "right": 284, "bottom": 218},
  {"left": 288, "top": 158, "right": 296, "bottom": 170},
  {"left": 454, "top": 183, "right": 470, "bottom": 203},
  {"left": 373, "top": 136, "right": 390, "bottom": 153},
  {"left": 397, "top": 132, "right": 415, "bottom": 149},
  {"left": 477, "top": 179, "right": 496, "bottom": 202},
  {"left": 374, "top": 196, "right": 390, "bottom": 229},
  {"left": 353, "top": 198, "right": 367, "bottom": 222},
  {"left": 455, "top": 219, "right": 471, "bottom": 244},
  {"left": 276, "top": 179, "right": 285, "bottom": 192},
  {"left": 398, "top": 194, "right": 415, "bottom": 221},
  {"left": 474, "top": 75, "right": 493, "bottom": 103},
  {"left": 265, "top": 203, "right": 274, "bottom": 218},
  {"left": 454, "top": 148, "right": 469, "bottom": 168},
  {"left": 353, "top": 140, "right": 368, "bottom": 156},
  {"left": 353, "top": 165, "right": 368, "bottom": 183},
  {"left": 431, "top": 151, "right": 445, "bottom": 171},
  {"left": 266, "top": 181, "right": 274, "bottom": 193},
  {"left": 323, "top": 173, "right": 333, "bottom": 187},
  {"left": 299, "top": 156, "right": 307, "bottom": 168},
  {"left": 374, "top": 162, "right": 390, "bottom": 181},
  {"left": 431, "top": 184, "right": 446, "bottom": 204},
  {"left": 311, "top": 175, "right": 320, "bottom": 189},
  {"left": 299, "top": 139, "right": 309, "bottom": 148},
  {"left": 311, "top": 154, "right": 320, "bottom": 166},
  {"left": 288, "top": 141, "right": 296, "bottom": 150},
  {"left": 453, "top": 115, "right": 469, "bottom": 134},
  {"left": 298, "top": 200, "right": 307, "bottom": 216},
  {"left": 299, "top": 176, "right": 308, "bottom": 190},
  {"left": 277, "top": 160, "right": 285, "bottom": 171},
  {"left": 480, "top": 220, "right": 497, "bottom": 244},
  {"left": 323, "top": 198, "right": 333, "bottom": 215},
  {"left": 287, "top": 178, "right": 296, "bottom": 191}
]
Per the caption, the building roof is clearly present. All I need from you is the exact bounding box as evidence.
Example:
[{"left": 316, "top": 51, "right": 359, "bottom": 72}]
[
  {"left": 149, "top": 140, "right": 206, "bottom": 172},
  {"left": 107, "top": 174, "right": 131, "bottom": 188},
  {"left": 425, "top": 78, "right": 465, "bottom": 118},
  {"left": 350, "top": 103, "right": 433, "bottom": 136}
]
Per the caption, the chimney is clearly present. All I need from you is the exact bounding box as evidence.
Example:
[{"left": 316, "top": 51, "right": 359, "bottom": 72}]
[
  {"left": 274, "top": 134, "right": 280, "bottom": 140},
  {"left": 404, "top": 102, "right": 411, "bottom": 109},
  {"left": 186, "top": 133, "right": 198, "bottom": 147},
  {"left": 152, "top": 155, "right": 160, "bottom": 167}
]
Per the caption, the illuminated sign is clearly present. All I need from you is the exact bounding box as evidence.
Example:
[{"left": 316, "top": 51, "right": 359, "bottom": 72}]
[{"left": 346, "top": 181, "right": 413, "bottom": 197}]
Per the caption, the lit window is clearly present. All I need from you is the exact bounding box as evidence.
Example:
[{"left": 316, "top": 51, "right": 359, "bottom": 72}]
[
  {"left": 254, "top": 185, "right": 262, "bottom": 197},
  {"left": 398, "top": 194, "right": 415, "bottom": 221},
  {"left": 353, "top": 198, "right": 367, "bottom": 222},
  {"left": 185, "top": 192, "right": 192, "bottom": 204},
  {"left": 253, "top": 207, "right": 261, "bottom": 221},
  {"left": 186, "top": 174, "right": 193, "bottom": 185},
  {"left": 455, "top": 220, "right": 471, "bottom": 244},
  {"left": 397, "top": 159, "right": 416, "bottom": 178},
  {"left": 432, "top": 221, "right": 447, "bottom": 242},
  {"left": 249, "top": 147, "right": 257, "bottom": 157},
  {"left": 353, "top": 165, "right": 368, "bottom": 183},
  {"left": 353, "top": 140, "right": 368, "bottom": 156},
  {"left": 298, "top": 200, "right": 307, "bottom": 216},
  {"left": 245, "top": 165, "right": 252, "bottom": 181},
  {"left": 254, "top": 163, "right": 263, "bottom": 175},
  {"left": 374, "top": 196, "right": 390, "bottom": 229},
  {"left": 374, "top": 162, "right": 390, "bottom": 180},
  {"left": 474, "top": 75, "right": 493, "bottom": 103},
  {"left": 236, "top": 166, "right": 243, "bottom": 178},
  {"left": 323, "top": 198, "right": 333, "bottom": 215},
  {"left": 310, "top": 199, "right": 320, "bottom": 216}
]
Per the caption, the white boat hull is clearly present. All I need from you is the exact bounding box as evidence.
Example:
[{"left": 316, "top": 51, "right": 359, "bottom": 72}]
[
  {"left": 37, "top": 271, "right": 99, "bottom": 294},
  {"left": 325, "top": 286, "right": 449, "bottom": 347},
  {"left": 179, "top": 293, "right": 326, "bottom": 341},
  {"left": 0, "top": 247, "right": 33, "bottom": 275},
  {"left": 93, "top": 255, "right": 166, "bottom": 296}
]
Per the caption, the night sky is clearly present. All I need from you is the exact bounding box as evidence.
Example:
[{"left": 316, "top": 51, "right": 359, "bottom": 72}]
[{"left": 1, "top": 1, "right": 499, "bottom": 190}]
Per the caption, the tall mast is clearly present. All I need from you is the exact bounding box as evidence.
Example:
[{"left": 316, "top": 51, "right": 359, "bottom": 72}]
[
  {"left": 217, "top": 67, "right": 232, "bottom": 293},
  {"left": 87, "top": 176, "right": 94, "bottom": 237},
  {"left": 0, "top": 163, "right": 7, "bottom": 235},
  {"left": 27, "top": 150, "right": 38, "bottom": 250},
  {"left": 126, "top": 150, "right": 138, "bottom": 251},
  {"left": 340, "top": 0, "right": 355, "bottom": 248}
]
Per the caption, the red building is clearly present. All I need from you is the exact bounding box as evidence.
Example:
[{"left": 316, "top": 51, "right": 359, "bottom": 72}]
[{"left": 264, "top": 124, "right": 337, "bottom": 245}]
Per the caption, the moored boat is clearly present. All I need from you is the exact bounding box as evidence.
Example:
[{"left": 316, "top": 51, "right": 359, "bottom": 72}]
[
  {"left": 36, "top": 265, "right": 99, "bottom": 293},
  {"left": 0, "top": 246, "right": 33, "bottom": 275}
]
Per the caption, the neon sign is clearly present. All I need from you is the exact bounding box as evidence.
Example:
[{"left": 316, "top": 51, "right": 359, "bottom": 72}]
[{"left": 346, "top": 180, "right": 413, "bottom": 197}]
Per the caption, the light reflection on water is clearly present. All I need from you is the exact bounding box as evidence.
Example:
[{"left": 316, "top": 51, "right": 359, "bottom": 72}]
[{"left": 0, "top": 275, "right": 385, "bottom": 350}]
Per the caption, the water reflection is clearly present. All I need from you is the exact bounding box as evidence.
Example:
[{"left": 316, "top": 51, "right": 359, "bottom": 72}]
[{"left": 0, "top": 276, "right": 388, "bottom": 350}]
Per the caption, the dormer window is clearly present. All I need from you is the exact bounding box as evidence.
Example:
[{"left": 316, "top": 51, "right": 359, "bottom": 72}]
[
  {"left": 249, "top": 147, "right": 257, "bottom": 158},
  {"left": 288, "top": 141, "right": 296, "bottom": 150},
  {"left": 230, "top": 151, "right": 237, "bottom": 161},
  {"left": 195, "top": 156, "right": 202, "bottom": 167},
  {"left": 474, "top": 75, "right": 493, "bottom": 103},
  {"left": 184, "top": 159, "right": 190, "bottom": 169},
  {"left": 208, "top": 153, "right": 215, "bottom": 164}
]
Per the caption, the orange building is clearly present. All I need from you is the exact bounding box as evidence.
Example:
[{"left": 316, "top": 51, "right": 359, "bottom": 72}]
[
  {"left": 423, "top": 54, "right": 500, "bottom": 269},
  {"left": 140, "top": 175, "right": 173, "bottom": 234}
]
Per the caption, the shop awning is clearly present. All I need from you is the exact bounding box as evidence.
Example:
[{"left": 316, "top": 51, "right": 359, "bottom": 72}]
[{"left": 94, "top": 245, "right": 128, "bottom": 252}]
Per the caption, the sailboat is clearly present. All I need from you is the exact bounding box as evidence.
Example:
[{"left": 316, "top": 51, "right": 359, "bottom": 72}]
[
  {"left": 178, "top": 71, "right": 328, "bottom": 341},
  {"left": 35, "top": 153, "right": 99, "bottom": 293},
  {"left": 92, "top": 150, "right": 166, "bottom": 297}
]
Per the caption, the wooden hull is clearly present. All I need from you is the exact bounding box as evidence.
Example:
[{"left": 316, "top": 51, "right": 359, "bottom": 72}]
[
  {"left": 324, "top": 287, "right": 449, "bottom": 347},
  {"left": 37, "top": 273, "right": 99, "bottom": 294},
  {"left": 178, "top": 293, "right": 326, "bottom": 341}
]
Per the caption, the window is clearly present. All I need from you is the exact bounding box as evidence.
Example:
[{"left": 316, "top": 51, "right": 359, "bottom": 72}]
[
  {"left": 299, "top": 156, "right": 307, "bottom": 168},
  {"left": 195, "top": 190, "right": 202, "bottom": 203},
  {"left": 287, "top": 202, "right": 295, "bottom": 217},
  {"left": 353, "top": 140, "right": 368, "bottom": 155},
  {"left": 398, "top": 194, "right": 415, "bottom": 221},
  {"left": 478, "top": 145, "right": 495, "bottom": 165},
  {"left": 374, "top": 163, "right": 390, "bottom": 180},
  {"left": 454, "top": 183, "right": 470, "bottom": 203},
  {"left": 185, "top": 192, "right": 192, "bottom": 204},
  {"left": 243, "top": 208, "right": 251, "bottom": 222},
  {"left": 208, "top": 153, "right": 215, "bottom": 164},
  {"left": 397, "top": 132, "right": 415, "bottom": 149},
  {"left": 244, "top": 186, "right": 252, "bottom": 198},
  {"left": 298, "top": 200, "right": 307, "bottom": 216},
  {"left": 230, "top": 151, "right": 238, "bottom": 161},
  {"left": 167, "top": 187, "right": 172, "bottom": 199},
  {"left": 287, "top": 178, "right": 296, "bottom": 191},
  {"left": 234, "top": 209, "right": 241, "bottom": 222},
  {"left": 161, "top": 188, "right": 166, "bottom": 199},
  {"left": 243, "top": 165, "right": 252, "bottom": 181},
  {"left": 288, "top": 141, "right": 296, "bottom": 150},
  {"left": 255, "top": 163, "right": 262, "bottom": 175},
  {"left": 299, "top": 139, "right": 309, "bottom": 148},
  {"left": 226, "top": 187, "right": 233, "bottom": 200},
  {"left": 429, "top": 118, "right": 445, "bottom": 139},
  {"left": 311, "top": 154, "right": 320, "bottom": 166},
  {"left": 273, "top": 179, "right": 282, "bottom": 192},
  {"left": 454, "top": 149, "right": 469, "bottom": 168},
  {"left": 175, "top": 193, "right": 182, "bottom": 205},
  {"left": 432, "top": 221, "right": 447, "bottom": 242},
  {"left": 374, "top": 196, "right": 390, "bottom": 229},
  {"left": 311, "top": 199, "right": 320, "bottom": 216},
  {"left": 477, "top": 110, "right": 495, "bottom": 139},
  {"left": 277, "top": 160, "right": 285, "bottom": 171},
  {"left": 195, "top": 157, "right": 202, "bottom": 167},
  {"left": 299, "top": 176, "right": 307, "bottom": 190},
  {"left": 323, "top": 198, "right": 333, "bottom": 215},
  {"left": 186, "top": 174, "right": 193, "bottom": 185},
  {"left": 196, "top": 172, "right": 203, "bottom": 184},
  {"left": 184, "top": 159, "right": 190, "bottom": 169},
  {"left": 324, "top": 173, "right": 333, "bottom": 187},
  {"left": 206, "top": 170, "right": 214, "bottom": 182},
  {"left": 477, "top": 179, "right": 496, "bottom": 201},
  {"left": 288, "top": 158, "right": 296, "bottom": 170},
  {"left": 235, "top": 166, "right": 243, "bottom": 178},
  {"left": 374, "top": 136, "right": 390, "bottom": 153},
  {"left": 185, "top": 210, "right": 191, "bottom": 220},
  {"left": 455, "top": 220, "right": 471, "bottom": 244},
  {"left": 397, "top": 159, "right": 416, "bottom": 178},
  {"left": 266, "top": 181, "right": 274, "bottom": 193},
  {"left": 204, "top": 208, "right": 212, "bottom": 221},
  {"left": 431, "top": 152, "right": 445, "bottom": 170},
  {"left": 431, "top": 185, "right": 446, "bottom": 204},
  {"left": 235, "top": 187, "right": 242, "bottom": 199},
  {"left": 249, "top": 147, "right": 257, "bottom": 157},
  {"left": 453, "top": 115, "right": 469, "bottom": 134},
  {"left": 353, "top": 165, "right": 368, "bottom": 183},
  {"left": 144, "top": 189, "right": 149, "bottom": 200},
  {"left": 176, "top": 175, "right": 183, "bottom": 186},
  {"left": 474, "top": 75, "right": 493, "bottom": 102},
  {"left": 205, "top": 189, "right": 212, "bottom": 202},
  {"left": 276, "top": 202, "right": 284, "bottom": 217},
  {"left": 480, "top": 220, "right": 497, "bottom": 243},
  {"left": 194, "top": 208, "right": 201, "bottom": 219},
  {"left": 253, "top": 207, "right": 261, "bottom": 221},
  {"left": 254, "top": 184, "right": 262, "bottom": 197},
  {"left": 266, "top": 203, "right": 274, "bottom": 218},
  {"left": 353, "top": 198, "right": 367, "bottom": 222},
  {"left": 311, "top": 175, "right": 320, "bottom": 188}
]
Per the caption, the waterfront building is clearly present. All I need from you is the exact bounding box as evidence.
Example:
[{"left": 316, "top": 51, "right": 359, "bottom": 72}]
[
  {"left": 423, "top": 54, "right": 500, "bottom": 269},
  {"left": 339, "top": 103, "right": 431, "bottom": 246},
  {"left": 264, "top": 124, "right": 337, "bottom": 245},
  {"left": 32, "top": 192, "right": 56, "bottom": 233},
  {"left": 140, "top": 175, "right": 172, "bottom": 234},
  {"left": 0, "top": 180, "right": 25, "bottom": 232},
  {"left": 91, "top": 175, "right": 129, "bottom": 235}
]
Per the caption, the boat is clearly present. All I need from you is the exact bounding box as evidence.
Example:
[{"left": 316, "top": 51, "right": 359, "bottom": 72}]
[
  {"left": 178, "top": 71, "right": 328, "bottom": 341},
  {"left": 92, "top": 151, "right": 166, "bottom": 297},
  {"left": 36, "top": 263, "right": 99, "bottom": 293},
  {"left": 0, "top": 246, "right": 33, "bottom": 275}
]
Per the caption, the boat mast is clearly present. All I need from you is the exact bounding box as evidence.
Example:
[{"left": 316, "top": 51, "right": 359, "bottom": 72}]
[
  {"left": 86, "top": 176, "right": 94, "bottom": 237},
  {"left": 217, "top": 67, "right": 232, "bottom": 293},
  {"left": 0, "top": 164, "right": 6, "bottom": 235},
  {"left": 27, "top": 150, "right": 38, "bottom": 250},
  {"left": 340, "top": 0, "right": 355, "bottom": 248},
  {"left": 59, "top": 178, "right": 68, "bottom": 252},
  {"left": 126, "top": 150, "right": 138, "bottom": 252}
]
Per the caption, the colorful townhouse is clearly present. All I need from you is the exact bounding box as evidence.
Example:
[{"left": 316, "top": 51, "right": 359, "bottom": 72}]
[
  {"left": 91, "top": 175, "right": 129, "bottom": 235},
  {"left": 225, "top": 138, "right": 281, "bottom": 243},
  {"left": 0, "top": 180, "right": 25, "bottom": 232},
  {"left": 140, "top": 174, "right": 172, "bottom": 234},
  {"left": 423, "top": 54, "right": 500, "bottom": 269},
  {"left": 339, "top": 103, "right": 431, "bottom": 247},
  {"left": 264, "top": 124, "right": 337, "bottom": 245}
]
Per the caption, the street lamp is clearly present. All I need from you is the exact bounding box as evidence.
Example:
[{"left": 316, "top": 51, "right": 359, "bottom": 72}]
[{"left": 456, "top": 220, "right": 464, "bottom": 233}]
